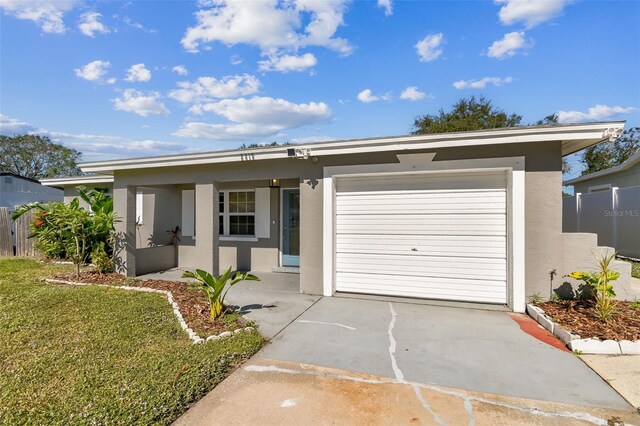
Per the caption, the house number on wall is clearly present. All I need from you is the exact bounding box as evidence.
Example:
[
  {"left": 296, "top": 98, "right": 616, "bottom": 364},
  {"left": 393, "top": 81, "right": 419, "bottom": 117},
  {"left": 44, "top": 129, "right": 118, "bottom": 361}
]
[{"left": 240, "top": 153, "right": 255, "bottom": 161}]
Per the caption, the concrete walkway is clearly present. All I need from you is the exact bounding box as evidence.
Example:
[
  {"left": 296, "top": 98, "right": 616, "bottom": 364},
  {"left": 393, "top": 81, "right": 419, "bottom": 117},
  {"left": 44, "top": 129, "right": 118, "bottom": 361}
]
[
  {"left": 580, "top": 354, "right": 640, "bottom": 410},
  {"left": 175, "top": 358, "right": 639, "bottom": 426},
  {"left": 142, "top": 269, "right": 638, "bottom": 424}
]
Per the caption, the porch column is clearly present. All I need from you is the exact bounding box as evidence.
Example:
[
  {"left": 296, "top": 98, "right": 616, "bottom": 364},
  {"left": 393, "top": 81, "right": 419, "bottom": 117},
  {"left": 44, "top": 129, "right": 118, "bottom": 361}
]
[
  {"left": 194, "top": 182, "right": 219, "bottom": 275},
  {"left": 113, "top": 185, "right": 137, "bottom": 277}
]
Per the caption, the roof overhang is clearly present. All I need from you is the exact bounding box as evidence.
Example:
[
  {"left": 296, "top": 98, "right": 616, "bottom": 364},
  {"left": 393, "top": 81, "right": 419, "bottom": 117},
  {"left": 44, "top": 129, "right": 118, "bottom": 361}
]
[
  {"left": 40, "top": 175, "right": 115, "bottom": 187},
  {"left": 563, "top": 149, "right": 640, "bottom": 186},
  {"left": 79, "top": 121, "right": 626, "bottom": 174}
]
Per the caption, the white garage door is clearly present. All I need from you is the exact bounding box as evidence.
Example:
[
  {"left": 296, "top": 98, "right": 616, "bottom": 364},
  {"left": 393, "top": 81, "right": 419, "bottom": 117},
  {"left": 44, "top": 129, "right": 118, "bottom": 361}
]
[{"left": 334, "top": 171, "right": 508, "bottom": 304}]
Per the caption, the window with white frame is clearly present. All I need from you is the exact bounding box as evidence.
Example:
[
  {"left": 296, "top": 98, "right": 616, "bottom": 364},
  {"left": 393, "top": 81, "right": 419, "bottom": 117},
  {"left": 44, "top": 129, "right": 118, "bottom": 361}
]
[{"left": 219, "top": 190, "right": 256, "bottom": 236}]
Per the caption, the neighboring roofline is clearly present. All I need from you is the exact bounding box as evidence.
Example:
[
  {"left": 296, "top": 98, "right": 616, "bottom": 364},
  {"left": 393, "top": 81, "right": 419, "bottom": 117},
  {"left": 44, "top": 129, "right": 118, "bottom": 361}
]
[
  {"left": 563, "top": 150, "right": 640, "bottom": 186},
  {"left": 0, "top": 172, "right": 41, "bottom": 184},
  {"left": 79, "top": 121, "right": 626, "bottom": 174},
  {"left": 40, "top": 175, "right": 115, "bottom": 187}
]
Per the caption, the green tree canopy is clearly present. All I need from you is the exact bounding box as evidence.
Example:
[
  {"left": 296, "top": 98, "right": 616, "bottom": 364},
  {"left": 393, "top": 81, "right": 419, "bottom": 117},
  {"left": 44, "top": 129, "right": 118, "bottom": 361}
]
[
  {"left": 411, "top": 97, "right": 570, "bottom": 173},
  {"left": 411, "top": 96, "right": 523, "bottom": 134},
  {"left": 0, "top": 134, "right": 81, "bottom": 180},
  {"left": 581, "top": 127, "right": 639, "bottom": 175}
]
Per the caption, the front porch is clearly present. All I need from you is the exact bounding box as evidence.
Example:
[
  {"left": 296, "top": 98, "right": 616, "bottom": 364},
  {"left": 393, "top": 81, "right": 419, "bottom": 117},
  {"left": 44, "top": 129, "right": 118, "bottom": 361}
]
[{"left": 113, "top": 177, "right": 309, "bottom": 282}]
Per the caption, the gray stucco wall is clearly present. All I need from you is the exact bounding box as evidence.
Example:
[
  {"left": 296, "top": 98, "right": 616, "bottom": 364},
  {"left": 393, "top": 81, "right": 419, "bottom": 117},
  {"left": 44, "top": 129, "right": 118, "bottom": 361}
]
[
  {"left": 112, "top": 141, "right": 567, "bottom": 300},
  {"left": 573, "top": 162, "right": 640, "bottom": 194}
]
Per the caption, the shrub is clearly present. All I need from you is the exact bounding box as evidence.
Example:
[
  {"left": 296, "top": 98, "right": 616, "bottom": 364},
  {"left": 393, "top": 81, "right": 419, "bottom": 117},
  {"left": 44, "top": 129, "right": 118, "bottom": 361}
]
[
  {"left": 12, "top": 187, "right": 118, "bottom": 278},
  {"left": 568, "top": 251, "right": 619, "bottom": 322},
  {"left": 182, "top": 267, "right": 259, "bottom": 319},
  {"left": 91, "top": 242, "right": 114, "bottom": 274}
]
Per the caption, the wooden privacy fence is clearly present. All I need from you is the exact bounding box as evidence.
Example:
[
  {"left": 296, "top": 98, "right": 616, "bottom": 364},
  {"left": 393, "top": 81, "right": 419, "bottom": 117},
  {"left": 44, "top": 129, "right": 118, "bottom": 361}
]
[{"left": 0, "top": 207, "right": 36, "bottom": 257}]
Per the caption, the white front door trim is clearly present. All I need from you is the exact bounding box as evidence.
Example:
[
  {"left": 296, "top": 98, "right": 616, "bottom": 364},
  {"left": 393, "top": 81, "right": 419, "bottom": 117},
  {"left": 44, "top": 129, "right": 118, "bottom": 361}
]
[{"left": 322, "top": 155, "right": 526, "bottom": 312}]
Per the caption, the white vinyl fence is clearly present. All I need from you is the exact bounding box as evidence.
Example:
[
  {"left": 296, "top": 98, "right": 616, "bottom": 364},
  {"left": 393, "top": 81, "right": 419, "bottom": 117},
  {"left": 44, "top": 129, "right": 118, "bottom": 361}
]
[{"left": 563, "top": 186, "right": 640, "bottom": 258}]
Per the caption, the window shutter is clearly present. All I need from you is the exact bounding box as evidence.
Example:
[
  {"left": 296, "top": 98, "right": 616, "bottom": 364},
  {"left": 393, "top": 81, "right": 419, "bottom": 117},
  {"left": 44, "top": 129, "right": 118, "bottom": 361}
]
[
  {"left": 136, "top": 192, "right": 144, "bottom": 224},
  {"left": 182, "top": 190, "right": 195, "bottom": 237},
  {"left": 255, "top": 187, "right": 270, "bottom": 238}
]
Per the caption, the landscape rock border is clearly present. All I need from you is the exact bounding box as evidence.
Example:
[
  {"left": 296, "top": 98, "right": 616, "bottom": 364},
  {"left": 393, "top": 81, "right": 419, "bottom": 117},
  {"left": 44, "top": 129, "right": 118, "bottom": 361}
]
[
  {"left": 45, "top": 278, "right": 255, "bottom": 345},
  {"left": 526, "top": 303, "right": 640, "bottom": 355}
]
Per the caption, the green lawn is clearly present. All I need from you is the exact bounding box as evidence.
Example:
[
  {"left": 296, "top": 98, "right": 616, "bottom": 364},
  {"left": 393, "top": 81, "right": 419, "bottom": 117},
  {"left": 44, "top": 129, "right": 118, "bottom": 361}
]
[
  {"left": 631, "top": 261, "right": 640, "bottom": 279},
  {"left": 0, "top": 258, "right": 264, "bottom": 425}
]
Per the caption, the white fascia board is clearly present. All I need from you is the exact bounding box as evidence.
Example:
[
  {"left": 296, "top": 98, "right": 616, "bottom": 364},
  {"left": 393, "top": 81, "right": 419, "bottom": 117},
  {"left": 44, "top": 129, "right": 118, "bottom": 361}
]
[
  {"left": 80, "top": 122, "right": 625, "bottom": 174},
  {"left": 563, "top": 150, "right": 640, "bottom": 185},
  {"left": 40, "top": 175, "right": 115, "bottom": 187}
]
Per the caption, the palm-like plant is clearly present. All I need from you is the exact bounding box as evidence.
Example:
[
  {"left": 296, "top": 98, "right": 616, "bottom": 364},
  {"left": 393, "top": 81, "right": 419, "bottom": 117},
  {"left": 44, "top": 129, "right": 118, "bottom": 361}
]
[
  {"left": 568, "top": 251, "right": 619, "bottom": 321},
  {"left": 182, "top": 267, "right": 259, "bottom": 319}
]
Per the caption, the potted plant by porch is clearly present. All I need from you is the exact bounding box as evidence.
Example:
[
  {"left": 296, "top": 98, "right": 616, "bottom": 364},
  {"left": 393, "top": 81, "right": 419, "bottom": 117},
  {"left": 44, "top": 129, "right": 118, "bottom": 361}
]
[{"left": 182, "top": 267, "right": 259, "bottom": 319}]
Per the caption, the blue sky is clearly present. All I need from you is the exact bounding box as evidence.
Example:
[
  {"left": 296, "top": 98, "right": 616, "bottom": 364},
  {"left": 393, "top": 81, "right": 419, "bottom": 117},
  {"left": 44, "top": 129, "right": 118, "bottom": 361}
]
[{"left": 1, "top": 0, "right": 639, "bottom": 178}]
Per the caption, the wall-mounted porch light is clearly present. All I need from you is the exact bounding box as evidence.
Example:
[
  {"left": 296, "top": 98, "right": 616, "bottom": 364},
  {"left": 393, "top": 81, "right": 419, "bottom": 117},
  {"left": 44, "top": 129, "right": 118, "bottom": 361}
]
[{"left": 269, "top": 178, "right": 281, "bottom": 188}]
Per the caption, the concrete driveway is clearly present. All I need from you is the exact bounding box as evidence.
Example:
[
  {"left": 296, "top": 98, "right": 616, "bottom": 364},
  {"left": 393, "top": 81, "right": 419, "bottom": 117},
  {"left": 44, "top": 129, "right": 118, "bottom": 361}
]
[{"left": 162, "top": 274, "right": 638, "bottom": 425}]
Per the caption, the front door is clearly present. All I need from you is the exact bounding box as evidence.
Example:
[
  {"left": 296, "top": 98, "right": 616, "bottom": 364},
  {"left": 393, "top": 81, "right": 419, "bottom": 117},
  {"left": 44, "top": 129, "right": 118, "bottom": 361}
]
[{"left": 282, "top": 189, "right": 300, "bottom": 267}]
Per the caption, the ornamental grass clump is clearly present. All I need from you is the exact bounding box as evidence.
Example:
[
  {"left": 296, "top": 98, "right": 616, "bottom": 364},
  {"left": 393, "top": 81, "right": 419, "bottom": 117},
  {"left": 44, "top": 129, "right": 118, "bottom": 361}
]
[
  {"left": 182, "top": 267, "right": 259, "bottom": 319},
  {"left": 568, "top": 251, "right": 619, "bottom": 322}
]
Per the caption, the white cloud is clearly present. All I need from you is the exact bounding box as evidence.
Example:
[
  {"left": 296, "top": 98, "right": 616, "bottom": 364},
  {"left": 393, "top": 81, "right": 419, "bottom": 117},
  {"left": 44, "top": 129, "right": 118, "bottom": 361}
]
[
  {"left": 357, "top": 89, "right": 391, "bottom": 103},
  {"left": 557, "top": 105, "right": 636, "bottom": 124},
  {"left": 175, "top": 96, "right": 331, "bottom": 140},
  {"left": 230, "top": 55, "right": 243, "bottom": 65},
  {"left": 112, "top": 89, "right": 170, "bottom": 117},
  {"left": 258, "top": 53, "right": 317, "bottom": 72},
  {"left": 0, "top": 114, "right": 38, "bottom": 135},
  {"left": 496, "top": 0, "right": 571, "bottom": 29},
  {"left": 169, "top": 74, "right": 260, "bottom": 104},
  {"left": 74, "top": 60, "right": 111, "bottom": 82},
  {"left": 172, "top": 65, "right": 188, "bottom": 76},
  {"left": 0, "top": 0, "right": 79, "bottom": 34},
  {"left": 453, "top": 76, "right": 514, "bottom": 89},
  {"left": 125, "top": 63, "right": 152, "bottom": 82},
  {"left": 0, "top": 114, "right": 188, "bottom": 160},
  {"left": 487, "top": 31, "right": 531, "bottom": 59},
  {"left": 122, "top": 16, "right": 157, "bottom": 33},
  {"left": 181, "top": 0, "right": 353, "bottom": 67},
  {"left": 68, "top": 140, "right": 187, "bottom": 154},
  {"left": 378, "top": 0, "right": 392, "bottom": 16},
  {"left": 78, "top": 12, "right": 109, "bottom": 37},
  {"left": 415, "top": 33, "right": 444, "bottom": 62},
  {"left": 400, "top": 86, "right": 430, "bottom": 101}
]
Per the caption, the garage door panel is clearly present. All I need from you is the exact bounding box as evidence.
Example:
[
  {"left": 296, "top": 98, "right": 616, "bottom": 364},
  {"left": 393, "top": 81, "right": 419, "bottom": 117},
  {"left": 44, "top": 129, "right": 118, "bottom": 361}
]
[
  {"left": 334, "top": 171, "right": 508, "bottom": 305},
  {"left": 337, "top": 253, "right": 506, "bottom": 273},
  {"left": 336, "top": 224, "right": 506, "bottom": 236},
  {"left": 336, "top": 173, "right": 506, "bottom": 192},
  {"left": 337, "top": 242, "right": 506, "bottom": 258},
  {"left": 336, "top": 273, "right": 507, "bottom": 304},
  {"left": 336, "top": 235, "right": 506, "bottom": 257},
  {"left": 336, "top": 263, "right": 506, "bottom": 281},
  {"left": 337, "top": 214, "right": 506, "bottom": 225},
  {"left": 336, "top": 196, "right": 506, "bottom": 213}
]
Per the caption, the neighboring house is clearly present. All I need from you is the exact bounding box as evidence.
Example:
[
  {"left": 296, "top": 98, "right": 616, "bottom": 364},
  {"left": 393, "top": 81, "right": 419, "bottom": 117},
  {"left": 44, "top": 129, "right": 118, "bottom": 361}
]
[
  {"left": 0, "top": 172, "right": 63, "bottom": 212},
  {"left": 563, "top": 150, "right": 640, "bottom": 194},
  {"left": 41, "top": 174, "right": 114, "bottom": 208},
  {"left": 562, "top": 151, "right": 640, "bottom": 259},
  {"left": 46, "top": 122, "right": 633, "bottom": 312}
]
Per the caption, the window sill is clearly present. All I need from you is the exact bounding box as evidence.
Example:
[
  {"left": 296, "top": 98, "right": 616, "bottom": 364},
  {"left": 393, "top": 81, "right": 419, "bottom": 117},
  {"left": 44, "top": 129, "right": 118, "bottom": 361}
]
[{"left": 219, "top": 236, "right": 259, "bottom": 242}]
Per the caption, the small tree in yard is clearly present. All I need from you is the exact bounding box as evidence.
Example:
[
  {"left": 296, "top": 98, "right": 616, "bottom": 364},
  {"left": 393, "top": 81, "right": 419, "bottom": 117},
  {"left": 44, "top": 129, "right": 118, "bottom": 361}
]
[
  {"left": 12, "top": 187, "right": 118, "bottom": 278},
  {"left": 182, "top": 267, "right": 259, "bottom": 319}
]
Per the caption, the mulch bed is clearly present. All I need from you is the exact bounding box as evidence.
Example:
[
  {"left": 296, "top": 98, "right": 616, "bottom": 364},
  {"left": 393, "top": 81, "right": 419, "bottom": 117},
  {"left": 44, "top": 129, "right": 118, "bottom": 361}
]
[
  {"left": 52, "top": 271, "right": 243, "bottom": 337},
  {"left": 537, "top": 300, "right": 640, "bottom": 341}
]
